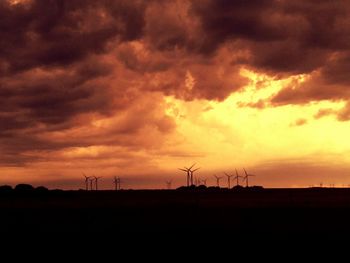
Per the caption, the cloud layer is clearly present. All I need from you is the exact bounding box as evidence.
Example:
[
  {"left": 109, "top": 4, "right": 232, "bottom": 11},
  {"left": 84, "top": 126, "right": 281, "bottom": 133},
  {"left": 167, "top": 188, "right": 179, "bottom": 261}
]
[{"left": 1, "top": 0, "right": 350, "bottom": 169}]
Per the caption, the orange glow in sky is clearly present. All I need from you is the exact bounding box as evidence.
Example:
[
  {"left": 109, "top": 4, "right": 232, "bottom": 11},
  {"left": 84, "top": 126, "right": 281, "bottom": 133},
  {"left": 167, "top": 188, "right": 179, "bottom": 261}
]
[
  {"left": 2, "top": 0, "right": 350, "bottom": 189},
  {"left": 2, "top": 68, "right": 350, "bottom": 189}
]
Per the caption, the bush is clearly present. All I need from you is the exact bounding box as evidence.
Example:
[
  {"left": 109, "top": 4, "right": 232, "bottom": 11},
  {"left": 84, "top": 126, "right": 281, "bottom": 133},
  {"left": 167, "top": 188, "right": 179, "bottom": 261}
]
[
  {"left": 14, "top": 184, "right": 34, "bottom": 191},
  {"left": 0, "top": 185, "right": 13, "bottom": 192},
  {"left": 36, "top": 186, "right": 49, "bottom": 192}
]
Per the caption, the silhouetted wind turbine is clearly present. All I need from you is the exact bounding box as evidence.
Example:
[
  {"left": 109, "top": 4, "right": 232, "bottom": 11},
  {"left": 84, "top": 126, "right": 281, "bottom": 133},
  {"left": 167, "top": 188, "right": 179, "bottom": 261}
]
[
  {"left": 118, "top": 177, "right": 121, "bottom": 190},
  {"left": 185, "top": 163, "right": 196, "bottom": 185},
  {"left": 89, "top": 177, "right": 94, "bottom": 191},
  {"left": 213, "top": 174, "right": 222, "bottom": 187},
  {"left": 243, "top": 168, "right": 255, "bottom": 187},
  {"left": 224, "top": 172, "right": 234, "bottom": 189},
  {"left": 82, "top": 173, "right": 91, "bottom": 191},
  {"left": 179, "top": 164, "right": 199, "bottom": 186},
  {"left": 94, "top": 176, "right": 102, "bottom": 191},
  {"left": 179, "top": 168, "right": 190, "bottom": 187},
  {"left": 189, "top": 167, "right": 200, "bottom": 186},
  {"left": 197, "top": 177, "right": 204, "bottom": 186},
  {"left": 166, "top": 180, "right": 172, "bottom": 190},
  {"left": 113, "top": 177, "right": 121, "bottom": 190},
  {"left": 179, "top": 164, "right": 195, "bottom": 186},
  {"left": 234, "top": 169, "right": 243, "bottom": 187},
  {"left": 194, "top": 177, "right": 198, "bottom": 186}
]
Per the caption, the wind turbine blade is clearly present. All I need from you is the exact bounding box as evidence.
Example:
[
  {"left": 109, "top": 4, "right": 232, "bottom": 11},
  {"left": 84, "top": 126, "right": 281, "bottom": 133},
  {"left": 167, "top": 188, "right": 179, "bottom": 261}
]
[
  {"left": 243, "top": 168, "right": 248, "bottom": 176},
  {"left": 192, "top": 168, "right": 200, "bottom": 172},
  {"left": 189, "top": 163, "right": 196, "bottom": 170},
  {"left": 178, "top": 168, "right": 187, "bottom": 172}
]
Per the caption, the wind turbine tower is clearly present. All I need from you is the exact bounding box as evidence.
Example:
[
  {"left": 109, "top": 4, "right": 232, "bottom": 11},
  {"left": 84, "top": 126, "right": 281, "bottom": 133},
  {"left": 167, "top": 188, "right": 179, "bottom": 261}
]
[
  {"left": 166, "top": 180, "right": 172, "bottom": 190},
  {"left": 82, "top": 173, "right": 91, "bottom": 191},
  {"left": 213, "top": 174, "right": 222, "bottom": 187},
  {"left": 178, "top": 164, "right": 200, "bottom": 187},
  {"left": 114, "top": 177, "right": 121, "bottom": 190},
  {"left": 89, "top": 177, "right": 94, "bottom": 191},
  {"left": 243, "top": 168, "right": 256, "bottom": 187},
  {"left": 224, "top": 172, "right": 234, "bottom": 189},
  {"left": 234, "top": 169, "right": 243, "bottom": 187},
  {"left": 94, "top": 176, "right": 102, "bottom": 191}
]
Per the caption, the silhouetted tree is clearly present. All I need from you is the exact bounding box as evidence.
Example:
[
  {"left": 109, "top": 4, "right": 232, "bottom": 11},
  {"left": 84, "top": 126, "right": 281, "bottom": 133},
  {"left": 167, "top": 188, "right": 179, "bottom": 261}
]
[
  {"left": 232, "top": 185, "right": 244, "bottom": 191},
  {"left": 0, "top": 185, "right": 12, "bottom": 192},
  {"left": 36, "top": 186, "right": 49, "bottom": 192},
  {"left": 15, "top": 184, "right": 34, "bottom": 191},
  {"left": 249, "top": 186, "right": 264, "bottom": 191},
  {"left": 197, "top": 185, "right": 207, "bottom": 190}
]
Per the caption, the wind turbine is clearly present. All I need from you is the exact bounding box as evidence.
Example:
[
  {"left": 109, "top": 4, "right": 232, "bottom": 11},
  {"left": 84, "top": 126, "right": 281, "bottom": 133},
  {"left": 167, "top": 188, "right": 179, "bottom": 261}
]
[
  {"left": 189, "top": 167, "right": 200, "bottom": 186},
  {"left": 178, "top": 164, "right": 199, "bottom": 186},
  {"left": 113, "top": 177, "right": 121, "bottom": 191},
  {"left": 94, "top": 176, "right": 102, "bottom": 191},
  {"left": 166, "top": 180, "right": 172, "bottom": 190},
  {"left": 82, "top": 173, "right": 91, "bottom": 191},
  {"left": 113, "top": 177, "right": 117, "bottom": 190},
  {"left": 178, "top": 166, "right": 191, "bottom": 187},
  {"left": 89, "top": 177, "right": 94, "bottom": 191},
  {"left": 197, "top": 178, "right": 205, "bottom": 186},
  {"left": 224, "top": 172, "right": 234, "bottom": 189},
  {"left": 213, "top": 174, "right": 222, "bottom": 187},
  {"left": 117, "top": 177, "right": 121, "bottom": 190},
  {"left": 243, "top": 168, "right": 255, "bottom": 187},
  {"left": 234, "top": 169, "right": 243, "bottom": 187}
]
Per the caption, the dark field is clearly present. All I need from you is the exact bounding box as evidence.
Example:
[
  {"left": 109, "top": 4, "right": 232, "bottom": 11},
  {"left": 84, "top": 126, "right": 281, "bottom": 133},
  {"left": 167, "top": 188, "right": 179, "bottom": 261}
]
[{"left": 2, "top": 188, "right": 350, "bottom": 238}]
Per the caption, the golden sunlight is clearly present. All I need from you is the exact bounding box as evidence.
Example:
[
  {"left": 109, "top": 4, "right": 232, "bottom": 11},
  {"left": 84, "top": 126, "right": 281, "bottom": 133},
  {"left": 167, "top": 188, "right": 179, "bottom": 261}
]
[{"left": 161, "top": 69, "right": 349, "bottom": 177}]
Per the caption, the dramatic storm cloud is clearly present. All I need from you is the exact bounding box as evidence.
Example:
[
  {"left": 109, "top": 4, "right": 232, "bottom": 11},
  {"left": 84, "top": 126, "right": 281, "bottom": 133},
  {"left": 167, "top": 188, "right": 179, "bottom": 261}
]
[{"left": 2, "top": 0, "right": 350, "bottom": 188}]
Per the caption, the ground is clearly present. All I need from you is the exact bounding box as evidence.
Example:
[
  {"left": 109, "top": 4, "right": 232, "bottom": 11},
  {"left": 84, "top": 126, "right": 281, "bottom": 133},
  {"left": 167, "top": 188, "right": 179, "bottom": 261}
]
[{"left": 1, "top": 187, "right": 350, "bottom": 239}]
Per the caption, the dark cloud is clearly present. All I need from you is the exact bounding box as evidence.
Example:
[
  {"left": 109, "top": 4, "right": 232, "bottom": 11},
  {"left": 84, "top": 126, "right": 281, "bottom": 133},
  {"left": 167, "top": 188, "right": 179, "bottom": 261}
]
[
  {"left": 2, "top": 0, "right": 350, "bottom": 167},
  {"left": 190, "top": 0, "right": 288, "bottom": 53},
  {"left": 0, "top": 0, "right": 151, "bottom": 75},
  {"left": 0, "top": 0, "right": 155, "bottom": 165},
  {"left": 190, "top": 0, "right": 350, "bottom": 106}
]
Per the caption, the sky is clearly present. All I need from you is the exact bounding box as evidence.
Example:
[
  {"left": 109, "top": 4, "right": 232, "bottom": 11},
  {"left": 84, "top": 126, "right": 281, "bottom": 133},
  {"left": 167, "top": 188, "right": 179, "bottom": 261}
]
[{"left": 1, "top": 0, "right": 350, "bottom": 189}]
